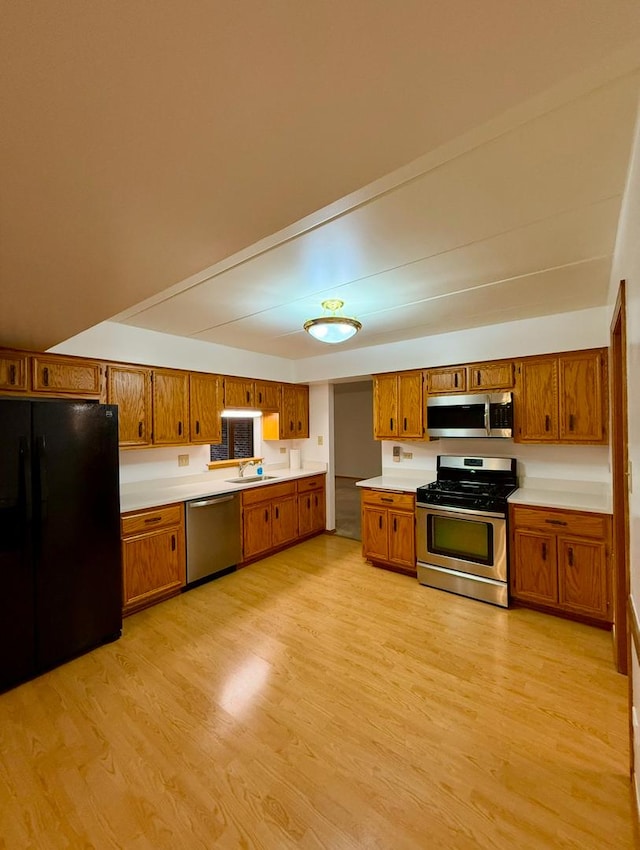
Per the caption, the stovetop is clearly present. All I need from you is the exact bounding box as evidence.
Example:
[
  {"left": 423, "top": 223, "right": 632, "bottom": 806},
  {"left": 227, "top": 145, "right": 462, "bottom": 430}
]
[{"left": 415, "top": 456, "right": 518, "bottom": 514}]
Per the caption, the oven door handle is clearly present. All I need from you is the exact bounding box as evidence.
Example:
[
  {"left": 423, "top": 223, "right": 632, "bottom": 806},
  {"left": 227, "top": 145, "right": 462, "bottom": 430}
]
[{"left": 416, "top": 503, "right": 507, "bottom": 520}]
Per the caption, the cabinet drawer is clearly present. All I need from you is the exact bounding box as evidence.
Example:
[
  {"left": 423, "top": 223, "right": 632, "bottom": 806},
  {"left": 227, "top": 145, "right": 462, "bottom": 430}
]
[
  {"left": 242, "top": 480, "right": 296, "bottom": 506},
  {"left": 121, "top": 503, "right": 184, "bottom": 537},
  {"left": 361, "top": 489, "right": 415, "bottom": 510},
  {"left": 511, "top": 506, "right": 608, "bottom": 540},
  {"left": 297, "top": 474, "right": 325, "bottom": 493}
]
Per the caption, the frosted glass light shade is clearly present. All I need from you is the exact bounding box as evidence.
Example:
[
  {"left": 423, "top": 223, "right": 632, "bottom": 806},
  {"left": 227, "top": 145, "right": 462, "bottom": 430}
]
[{"left": 303, "top": 316, "right": 361, "bottom": 343}]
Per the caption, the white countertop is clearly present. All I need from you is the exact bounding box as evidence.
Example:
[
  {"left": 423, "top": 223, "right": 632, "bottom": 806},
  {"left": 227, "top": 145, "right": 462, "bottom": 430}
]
[
  {"left": 507, "top": 477, "right": 611, "bottom": 514},
  {"left": 356, "top": 472, "right": 436, "bottom": 493},
  {"left": 120, "top": 464, "right": 327, "bottom": 513},
  {"left": 356, "top": 472, "right": 612, "bottom": 514}
]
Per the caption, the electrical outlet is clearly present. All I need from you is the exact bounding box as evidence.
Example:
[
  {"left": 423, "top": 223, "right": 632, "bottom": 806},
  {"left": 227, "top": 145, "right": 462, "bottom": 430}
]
[
  {"left": 178, "top": 454, "right": 189, "bottom": 467},
  {"left": 280, "top": 446, "right": 287, "bottom": 454},
  {"left": 392, "top": 445, "right": 400, "bottom": 462},
  {"left": 403, "top": 451, "right": 413, "bottom": 459},
  {"left": 317, "top": 435, "right": 324, "bottom": 446}
]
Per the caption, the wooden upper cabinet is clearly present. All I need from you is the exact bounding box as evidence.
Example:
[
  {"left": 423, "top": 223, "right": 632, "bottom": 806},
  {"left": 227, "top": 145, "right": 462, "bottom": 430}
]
[
  {"left": 31, "top": 355, "right": 102, "bottom": 396},
  {"left": 224, "top": 377, "right": 254, "bottom": 408},
  {"left": 373, "top": 371, "right": 423, "bottom": 439},
  {"left": 516, "top": 357, "right": 558, "bottom": 441},
  {"left": 469, "top": 361, "right": 514, "bottom": 391},
  {"left": 397, "top": 372, "right": 423, "bottom": 438},
  {"left": 294, "top": 384, "right": 309, "bottom": 438},
  {"left": 262, "top": 383, "right": 309, "bottom": 440},
  {"left": 107, "top": 365, "right": 152, "bottom": 447},
  {"left": 427, "top": 366, "right": 466, "bottom": 394},
  {"left": 0, "top": 351, "right": 28, "bottom": 392},
  {"left": 373, "top": 373, "right": 399, "bottom": 438},
  {"left": 189, "top": 372, "right": 221, "bottom": 444},
  {"left": 515, "top": 348, "right": 607, "bottom": 445},
  {"left": 255, "top": 380, "right": 280, "bottom": 411},
  {"left": 152, "top": 369, "right": 189, "bottom": 445},
  {"left": 558, "top": 350, "right": 606, "bottom": 443}
]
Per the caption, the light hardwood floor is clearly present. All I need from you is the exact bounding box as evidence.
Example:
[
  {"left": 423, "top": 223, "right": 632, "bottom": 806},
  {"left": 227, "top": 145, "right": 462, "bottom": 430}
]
[{"left": 0, "top": 535, "right": 637, "bottom": 849}]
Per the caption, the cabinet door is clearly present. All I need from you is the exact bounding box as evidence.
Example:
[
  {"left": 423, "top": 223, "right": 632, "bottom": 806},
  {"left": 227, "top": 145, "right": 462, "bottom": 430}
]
[
  {"left": 107, "top": 365, "right": 152, "bottom": 446},
  {"left": 152, "top": 369, "right": 189, "bottom": 444},
  {"left": 255, "top": 381, "right": 280, "bottom": 411},
  {"left": 397, "top": 372, "right": 423, "bottom": 438},
  {"left": 298, "top": 487, "right": 325, "bottom": 537},
  {"left": 373, "top": 374, "right": 398, "bottom": 438},
  {"left": 280, "top": 384, "right": 298, "bottom": 439},
  {"left": 0, "top": 351, "right": 28, "bottom": 392},
  {"left": 31, "top": 355, "right": 102, "bottom": 396},
  {"left": 122, "top": 527, "right": 184, "bottom": 613},
  {"left": 428, "top": 367, "right": 466, "bottom": 394},
  {"left": 310, "top": 487, "right": 326, "bottom": 533},
  {"left": 190, "top": 373, "right": 221, "bottom": 444},
  {"left": 516, "top": 358, "right": 558, "bottom": 442},
  {"left": 470, "top": 362, "right": 514, "bottom": 391},
  {"left": 224, "top": 377, "right": 254, "bottom": 408},
  {"left": 558, "top": 537, "right": 609, "bottom": 619},
  {"left": 243, "top": 503, "right": 273, "bottom": 559},
  {"left": 362, "top": 505, "right": 389, "bottom": 561},
  {"left": 388, "top": 510, "right": 415, "bottom": 571},
  {"left": 511, "top": 529, "right": 558, "bottom": 605},
  {"left": 558, "top": 350, "right": 606, "bottom": 443},
  {"left": 294, "top": 385, "right": 309, "bottom": 438},
  {"left": 272, "top": 495, "right": 298, "bottom": 547}
]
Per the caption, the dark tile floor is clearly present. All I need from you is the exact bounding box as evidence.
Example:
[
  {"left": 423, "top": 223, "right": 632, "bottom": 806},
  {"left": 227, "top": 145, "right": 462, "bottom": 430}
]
[{"left": 334, "top": 476, "right": 361, "bottom": 540}]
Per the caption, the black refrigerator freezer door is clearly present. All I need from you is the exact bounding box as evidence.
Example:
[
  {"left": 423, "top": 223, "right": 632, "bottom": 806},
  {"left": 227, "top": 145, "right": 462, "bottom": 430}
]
[
  {"left": 0, "top": 399, "right": 35, "bottom": 691},
  {"left": 32, "top": 401, "right": 122, "bottom": 673}
]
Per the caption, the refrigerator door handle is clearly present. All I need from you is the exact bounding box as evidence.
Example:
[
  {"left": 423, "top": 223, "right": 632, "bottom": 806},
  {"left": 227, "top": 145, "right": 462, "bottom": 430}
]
[
  {"left": 19, "top": 436, "right": 32, "bottom": 523},
  {"left": 35, "top": 435, "right": 48, "bottom": 522}
]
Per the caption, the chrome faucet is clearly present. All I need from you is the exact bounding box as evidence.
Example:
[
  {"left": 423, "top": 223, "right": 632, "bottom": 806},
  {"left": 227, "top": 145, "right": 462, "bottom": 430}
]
[{"left": 238, "top": 460, "right": 256, "bottom": 478}]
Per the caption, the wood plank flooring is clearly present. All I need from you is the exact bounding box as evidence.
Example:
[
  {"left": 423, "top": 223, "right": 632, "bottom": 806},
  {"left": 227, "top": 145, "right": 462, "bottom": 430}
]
[{"left": 0, "top": 535, "right": 637, "bottom": 849}]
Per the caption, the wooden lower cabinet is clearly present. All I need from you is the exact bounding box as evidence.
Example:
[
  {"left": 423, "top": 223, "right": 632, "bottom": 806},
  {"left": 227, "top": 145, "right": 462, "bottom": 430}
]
[
  {"left": 509, "top": 504, "right": 611, "bottom": 624},
  {"left": 241, "top": 481, "right": 299, "bottom": 561},
  {"left": 361, "top": 489, "right": 416, "bottom": 575},
  {"left": 121, "top": 503, "right": 186, "bottom": 615},
  {"left": 298, "top": 474, "right": 326, "bottom": 538},
  {"left": 241, "top": 474, "right": 326, "bottom": 563}
]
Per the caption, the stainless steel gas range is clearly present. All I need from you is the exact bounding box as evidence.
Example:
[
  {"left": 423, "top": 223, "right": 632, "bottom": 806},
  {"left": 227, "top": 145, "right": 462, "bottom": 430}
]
[{"left": 415, "top": 456, "right": 518, "bottom": 607}]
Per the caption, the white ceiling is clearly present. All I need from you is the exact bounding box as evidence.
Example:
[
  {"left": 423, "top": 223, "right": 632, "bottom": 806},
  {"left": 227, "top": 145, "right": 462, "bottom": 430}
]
[{"left": 2, "top": 3, "right": 640, "bottom": 357}]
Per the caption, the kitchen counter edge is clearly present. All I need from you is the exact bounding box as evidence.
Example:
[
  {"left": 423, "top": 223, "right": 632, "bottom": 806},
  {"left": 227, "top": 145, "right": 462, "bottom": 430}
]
[{"left": 121, "top": 466, "right": 327, "bottom": 514}]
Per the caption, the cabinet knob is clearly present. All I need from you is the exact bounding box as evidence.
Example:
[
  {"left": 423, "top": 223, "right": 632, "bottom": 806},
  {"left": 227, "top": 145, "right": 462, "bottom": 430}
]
[
  {"left": 393, "top": 517, "right": 397, "bottom": 532},
  {"left": 454, "top": 373, "right": 458, "bottom": 388},
  {"left": 195, "top": 420, "right": 200, "bottom": 435},
  {"left": 178, "top": 421, "right": 183, "bottom": 436},
  {"left": 9, "top": 364, "right": 16, "bottom": 385},
  {"left": 379, "top": 516, "right": 383, "bottom": 529},
  {"left": 545, "top": 415, "right": 550, "bottom": 432},
  {"left": 541, "top": 542, "right": 547, "bottom": 561},
  {"left": 403, "top": 417, "right": 407, "bottom": 431},
  {"left": 43, "top": 366, "right": 49, "bottom": 386},
  {"left": 138, "top": 421, "right": 143, "bottom": 438},
  {"left": 569, "top": 414, "right": 575, "bottom": 431},
  {"left": 567, "top": 547, "right": 574, "bottom": 567},
  {"left": 171, "top": 534, "right": 176, "bottom": 552}
]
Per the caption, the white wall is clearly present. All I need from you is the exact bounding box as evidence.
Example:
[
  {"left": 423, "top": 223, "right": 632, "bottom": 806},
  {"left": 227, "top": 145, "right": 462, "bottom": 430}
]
[
  {"left": 334, "top": 381, "right": 381, "bottom": 478},
  {"left": 610, "top": 93, "right": 640, "bottom": 814},
  {"left": 294, "top": 306, "right": 610, "bottom": 383},
  {"left": 51, "top": 321, "right": 296, "bottom": 382},
  {"left": 380, "top": 439, "right": 609, "bottom": 484},
  {"left": 119, "top": 444, "right": 212, "bottom": 484}
]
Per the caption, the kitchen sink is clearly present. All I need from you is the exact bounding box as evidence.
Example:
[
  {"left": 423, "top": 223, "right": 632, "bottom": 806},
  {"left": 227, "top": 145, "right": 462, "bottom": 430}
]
[{"left": 225, "top": 475, "right": 277, "bottom": 483}]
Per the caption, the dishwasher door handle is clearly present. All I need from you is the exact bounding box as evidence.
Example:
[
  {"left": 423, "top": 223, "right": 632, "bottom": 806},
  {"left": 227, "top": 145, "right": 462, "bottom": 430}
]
[{"left": 188, "top": 495, "right": 236, "bottom": 509}]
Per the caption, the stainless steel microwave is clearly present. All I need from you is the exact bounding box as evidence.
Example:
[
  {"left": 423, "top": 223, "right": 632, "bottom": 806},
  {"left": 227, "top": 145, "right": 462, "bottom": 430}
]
[{"left": 426, "top": 392, "right": 513, "bottom": 438}]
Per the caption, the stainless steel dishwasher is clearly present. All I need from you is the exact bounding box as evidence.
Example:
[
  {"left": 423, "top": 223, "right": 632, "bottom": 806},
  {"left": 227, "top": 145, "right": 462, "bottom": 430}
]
[{"left": 185, "top": 492, "right": 242, "bottom": 586}]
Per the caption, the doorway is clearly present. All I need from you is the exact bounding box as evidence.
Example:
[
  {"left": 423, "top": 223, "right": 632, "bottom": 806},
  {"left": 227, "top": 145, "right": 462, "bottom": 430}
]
[
  {"left": 333, "top": 381, "right": 381, "bottom": 540},
  {"left": 610, "top": 280, "right": 630, "bottom": 676}
]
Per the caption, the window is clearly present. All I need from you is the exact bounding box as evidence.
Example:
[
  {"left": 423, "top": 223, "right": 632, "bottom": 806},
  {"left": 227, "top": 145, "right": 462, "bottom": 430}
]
[{"left": 210, "top": 417, "right": 254, "bottom": 461}]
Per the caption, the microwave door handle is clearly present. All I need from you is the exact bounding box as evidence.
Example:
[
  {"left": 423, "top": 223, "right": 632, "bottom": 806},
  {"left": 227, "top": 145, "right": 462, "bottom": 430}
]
[{"left": 484, "top": 396, "right": 491, "bottom": 436}]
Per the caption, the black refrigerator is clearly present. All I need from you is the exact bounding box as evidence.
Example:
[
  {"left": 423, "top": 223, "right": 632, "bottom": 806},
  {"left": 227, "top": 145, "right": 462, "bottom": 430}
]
[{"left": 0, "top": 398, "right": 122, "bottom": 692}]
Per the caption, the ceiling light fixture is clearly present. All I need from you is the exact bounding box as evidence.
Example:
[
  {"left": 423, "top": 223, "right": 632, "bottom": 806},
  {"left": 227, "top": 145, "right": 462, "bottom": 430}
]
[{"left": 303, "top": 299, "right": 362, "bottom": 344}]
